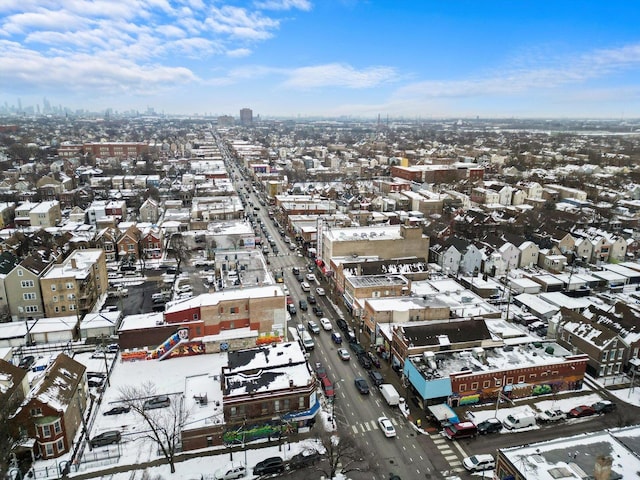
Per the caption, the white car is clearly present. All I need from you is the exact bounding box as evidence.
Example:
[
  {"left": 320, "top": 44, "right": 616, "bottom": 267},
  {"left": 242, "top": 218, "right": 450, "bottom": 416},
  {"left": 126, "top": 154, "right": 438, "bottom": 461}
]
[
  {"left": 378, "top": 416, "right": 396, "bottom": 438},
  {"left": 213, "top": 461, "right": 247, "bottom": 479},
  {"left": 177, "top": 284, "right": 192, "bottom": 294},
  {"left": 320, "top": 317, "right": 332, "bottom": 330},
  {"left": 463, "top": 454, "right": 495, "bottom": 472},
  {"left": 306, "top": 273, "right": 316, "bottom": 282},
  {"left": 316, "top": 287, "right": 326, "bottom": 296}
]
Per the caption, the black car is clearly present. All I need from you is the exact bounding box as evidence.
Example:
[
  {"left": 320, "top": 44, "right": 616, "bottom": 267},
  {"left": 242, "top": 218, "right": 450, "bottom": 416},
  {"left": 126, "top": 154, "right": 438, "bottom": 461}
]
[
  {"left": 103, "top": 406, "right": 131, "bottom": 416},
  {"left": 289, "top": 450, "right": 321, "bottom": 470},
  {"left": 18, "top": 355, "right": 35, "bottom": 369},
  {"left": 350, "top": 343, "right": 366, "bottom": 356},
  {"left": 367, "top": 351, "right": 381, "bottom": 368},
  {"left": 368, "top": 370, "right": 384, "bottom": 386},
  {"left": 358, "top": 353, "right": 372, "bottom": 369},
  {"left": 298, "top": 299, "right": 308, "bottom": 311},
  {"left": 90, "top": 430, "right": 121, "bottom": 448},
  {"left": 337, "top": 318, "right": 349, "bottom": 332},
  {"left": 354, "top": 377, "right": 370, "bottom": 394},
  {"left": 143, "top": 395, "right": 171, "bottom": 410},
  {"left": 477, "top": 418, "right": 503, "bottom": 435},
  {"left": 592, "top": 400, "right": 616, "bottom": 413},
  {"left": 292, "top": 267, "right": 300, "bottom": 275},
  {"left": 287, "top": 304, "right": 297, "bottom": 315},
  {"left": 312, "top": 306, "right": 323, "bottom": 317},
  {"left": 307, "top": 294, "right": 317, "bottom": 304},
  {"left": 253, "top": 457, "right": 284, "bottom": 475}
]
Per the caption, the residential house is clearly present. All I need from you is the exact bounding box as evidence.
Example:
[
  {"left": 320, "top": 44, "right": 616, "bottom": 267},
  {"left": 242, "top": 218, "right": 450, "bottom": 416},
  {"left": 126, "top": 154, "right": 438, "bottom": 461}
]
[
  {"left": 554, "top": 307, "right": 630, "bottom": 377},
  {"left": 141, "top": 226, "right": 163, "bottom": 260},
  {"left": 0, "top": 202, "right": 16, "bottom": 228},
  {"left": 92, "top": 227, "right": 118, "bottom": 262},
  {"left": 9, "top": 354, "right": 87, "bottom": 460},
  {"left": 40, "top": 249, "right": 108, "bottom": 318},
  {"left": 0, "top": 359, "right": 29, "bottom": 468},
  {"left": 139, "top": 198, "right": 160, "bottom": 224},
  {"left": 14, "top": 202, "right": 37, "bottom": 227},
  {"left": 68, "top": 206, "right": 86, "bottom": 223},
  {"left": 518, "top": 241, "right": 539, "bottom": 268},
  {"left": 116, "top": 225, "right": 141, "bottom": 262},
  {"left": 0, "top": 252, "right": 19, "bottom": 320},
  {"left": 6, "top": 255, "right": 49, "bottom": 322},
  {"left": 29, "top": 201, "right": 62, "bottom": 228}
]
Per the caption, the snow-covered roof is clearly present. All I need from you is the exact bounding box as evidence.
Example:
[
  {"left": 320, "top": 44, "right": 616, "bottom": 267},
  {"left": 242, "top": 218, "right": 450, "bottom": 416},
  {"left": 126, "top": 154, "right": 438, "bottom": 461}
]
[{"left": 165, "top": 287, "right": 285, "bottom": 314}]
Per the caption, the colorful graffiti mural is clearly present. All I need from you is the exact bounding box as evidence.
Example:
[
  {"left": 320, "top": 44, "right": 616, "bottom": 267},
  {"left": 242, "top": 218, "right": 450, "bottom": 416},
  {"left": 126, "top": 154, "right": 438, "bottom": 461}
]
[{"left": 223, "top": 421, "right": 295, "bottom": 445}]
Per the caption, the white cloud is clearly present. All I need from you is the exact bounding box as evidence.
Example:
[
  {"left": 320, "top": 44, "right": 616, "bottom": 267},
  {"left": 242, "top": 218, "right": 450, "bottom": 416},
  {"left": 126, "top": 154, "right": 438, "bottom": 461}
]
[
  {"left": 226, "top": 48, "right": 252, "bottom": 58},
  {"left": 283, "top": 63, "right": 398, "bottom": 89},
  {"left": 204, "top": 5, "right": 280, "bottom": 40},
  {"left": 254, "top": 0, "right": 312, "bottom": 11}
]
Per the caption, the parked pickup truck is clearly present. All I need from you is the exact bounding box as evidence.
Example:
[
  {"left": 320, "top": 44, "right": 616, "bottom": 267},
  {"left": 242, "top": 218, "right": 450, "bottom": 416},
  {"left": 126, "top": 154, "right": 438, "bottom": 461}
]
[
  {"left": 536, "top": 409, "right": 566, "bottom": 423},
  {"left": 107, "top": 288, "right": 129, "bottom": 298}
]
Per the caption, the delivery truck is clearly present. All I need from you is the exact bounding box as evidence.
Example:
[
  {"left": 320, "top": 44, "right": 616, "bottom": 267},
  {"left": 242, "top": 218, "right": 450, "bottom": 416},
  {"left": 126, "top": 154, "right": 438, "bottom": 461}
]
[{"left": 379, "top": 384, "right": 400, "bottom": 406}]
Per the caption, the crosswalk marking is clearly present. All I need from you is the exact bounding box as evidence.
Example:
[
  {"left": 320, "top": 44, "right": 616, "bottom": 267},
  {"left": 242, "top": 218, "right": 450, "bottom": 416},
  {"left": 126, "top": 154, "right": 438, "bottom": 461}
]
[
  {"left": 364, "top": 422, "right": 372, "bottom": 431},
  {"left": 351, "top": 425, "right": 358, "bottom": 435},
  {"left": 444, "top": 455, "right": 458, "bottom": 462}
]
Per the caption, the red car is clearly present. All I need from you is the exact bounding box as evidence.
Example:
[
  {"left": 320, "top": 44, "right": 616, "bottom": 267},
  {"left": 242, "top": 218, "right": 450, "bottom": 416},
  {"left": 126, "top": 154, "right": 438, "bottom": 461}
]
[{"left": 568, "top": 405, "right": 596, "bottom": 418}]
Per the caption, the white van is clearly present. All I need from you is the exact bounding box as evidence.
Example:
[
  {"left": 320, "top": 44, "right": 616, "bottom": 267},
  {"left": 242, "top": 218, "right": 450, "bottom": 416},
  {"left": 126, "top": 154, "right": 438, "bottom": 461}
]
[
  {"left": 503, "top": 412, "right": 536, "bottom": 430},
  {"left": 301, "top": 282, "right": 311, "bottom": 292}
]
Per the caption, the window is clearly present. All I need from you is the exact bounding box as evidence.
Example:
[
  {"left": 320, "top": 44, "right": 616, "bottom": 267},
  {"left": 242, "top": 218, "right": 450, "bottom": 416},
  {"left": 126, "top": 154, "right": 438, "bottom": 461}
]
[
  {"left": 21, "top": 280, "right": 34, "bottom": 288},
  {"left": 261, "top": 402, "right": 268, "bottom": 415},
  {"left": 299, "top": 396, "right": 305, "bottom": 408},
  {"left": 618, "top": 348, "right": 624, "bottom": 360},
  {"left": 53, "top": 420, "right": 61, "bottom": 434},
  {"left": 17, "top": 269, "right": 23, "bottom": 276},
  {"left": 69, "top": 304, "right": 75, "bottom": 311},
  {"left": 25, "top": 305, "right": 38, "bottom": 313},
  {"left": 23, "top": 293, "right": 36, "bottom": 300},
  {"left": 518, "top": 375, "right": 525, "bottom": 383},
  {"left": 51, "top": 285, "right": 56, "bottom": 291},
  {"left": 495, "top": 378, "right": 502, "bottom": 387},
  {"left": 44, "top": 443, "right": 54, "bottom": 457},
  {"left": 127, "top": 244, "right": 135, "bottom": 251},
  {"left": 31, "top": 408, "right": 42, "bottom": 416},
  {"left": 54, "top": 307, "right": 59, "bottom": 313},
  {"left": 53, "top": 296, "right": 58, "bottom": 302},
  {"left": 67, "top": 294, "right": 75, "bottom": 300},
  {"left": 471, "top": 382, "right": 478, "bottom": 390},
  {"left": 66, "top": 282, "right": 74, "bottom": 290},
  {"left": 283, "top": 398, "right": 290, "bottom": 410},
  {"left": 61, "top": 306, "right": 66, "bottom": 312},
  {"left": 483, "top": 380, "right": 490, "bottom": 388},
  {"left": 609, "top": 350, "right": 616, "bottom": 361},
  {"left": 602, "top": 351, "right": 608, "bottom": 362},
  {"left": 274, "top": 400, "right": 281, "bottom": 412},
  {"left": 230, "top": 406, "right": 237, "bottom": 417},
  {"left": 230, "top": 307, "right": 238, "bottom": 314},
  {"left": 42, "top": 424, "right": 51, "bottom": 438},
  {"left": 56, "top": 439, "right": 64, "bottom": 452}
]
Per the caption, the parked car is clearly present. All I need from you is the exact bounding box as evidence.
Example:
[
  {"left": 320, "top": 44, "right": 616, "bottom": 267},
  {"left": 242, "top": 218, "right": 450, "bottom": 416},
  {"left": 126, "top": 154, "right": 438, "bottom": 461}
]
[
  {"left": 477, "top": 418, "right": 503, "bottom": 434},
  {"left": 306, "top": 294, "right": 317, "bottom": 304},
  {"left": 298, "top": 299, "right": 308, "bottom": 311},
  {"left": 320, "top": 317, "right": 332, "bottom": 330},
  {"left": 368, "top": 370, "right": 384, "bottom": 386},
  {"left": 592, "top": 400, "right": 616, "bottom": 414},
  {"left": 350, "top": 343, "right": 365, "bottom": 356},
  {"left": 378, "top": 416, "right": 396, "bottom": 437},
  {"left": 306, "top": 273, "right": 316, "bottom": 282},
  {"left": 337, "top": 318, "right": 349, "bottom": 332},
  {"left": 536, "top": 409, "right": 566, "bottom": 423},
  {"left": 213, "top": 461, "right": 247, "bottom": 480},
  {"left": 312, "top": 306, "right": 324, "bottom": 317},
  {"left": 358, "top": 353, "right": 372, "bottom": 369},
  {"left": 354, "top": 377, "right": 370, "bottom": 394},
  {"left": 316, "top": 287, "right": 326, "bottom": 296},
  {"left": 314, "top": 362, "right": 328, "bottom": 380},
  {"left": 90, "top": 430, "right": 121, "bottom": 448},
  {"left": 337, "top": 348, "right": 350, "bottom": 361},
  {"left": 143, "top": 395, "right": 171, "bottom": 410},
  {"left": 287, "top": 304, "right": 297, "bottom": 315},
  {"left": 568, "top": 405, "right": 596, "bottom": 418},
  {"left": 321, "top": 376, "right": 334, "bottom": 397},
  {"left": 292, "top": 267, "right": 300, "bottom": 275},
  {"left": 366, "top": 351, "right": 381, "bottom": 368},
  {"left": 103, "top": 406, "right": 131, "bottom": 416},
  {"left": 331, "top": 332, "right": 343, "bottom": 344},
  {"left": 463, "top": 454, "right": 495, "bottom": 472},
  {"left": 253, "top": 457, "right": 284, "bottom": 476},
  {"left": 18, "top": 355, "right": 35, "bottom": 369},
  {"left": 307, "top": 320, "right": 320, "bottom": 334},
  {"left": 289, "top": 450, "right": 321, "bottom": 470}
]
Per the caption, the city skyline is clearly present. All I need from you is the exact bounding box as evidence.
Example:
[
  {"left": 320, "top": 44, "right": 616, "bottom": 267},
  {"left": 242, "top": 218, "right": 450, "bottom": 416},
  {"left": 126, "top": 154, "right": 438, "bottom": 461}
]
[{"left": 1, "top": 1, "right": 639, "bottom": 119}]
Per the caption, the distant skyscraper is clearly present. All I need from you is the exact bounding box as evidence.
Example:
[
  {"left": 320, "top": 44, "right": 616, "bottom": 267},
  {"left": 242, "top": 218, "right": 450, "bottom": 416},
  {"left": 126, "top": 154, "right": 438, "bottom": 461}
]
[{"left": 240, "top": 108, "right": 253, "bottom": 125}]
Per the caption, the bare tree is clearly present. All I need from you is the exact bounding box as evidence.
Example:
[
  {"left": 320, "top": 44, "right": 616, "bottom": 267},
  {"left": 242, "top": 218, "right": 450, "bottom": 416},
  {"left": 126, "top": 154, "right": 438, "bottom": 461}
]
[
  {"left": 314, "top": 427, "right": 376, "bottom": 479},
  {"left": 117, "top": 382, "right": 191, "bottom": 474}
]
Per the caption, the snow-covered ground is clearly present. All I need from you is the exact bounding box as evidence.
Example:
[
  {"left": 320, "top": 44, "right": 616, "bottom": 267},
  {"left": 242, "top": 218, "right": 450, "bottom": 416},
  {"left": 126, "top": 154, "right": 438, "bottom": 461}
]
[{"left": 26, "top": 349, "right": 640, "bottom": 480}]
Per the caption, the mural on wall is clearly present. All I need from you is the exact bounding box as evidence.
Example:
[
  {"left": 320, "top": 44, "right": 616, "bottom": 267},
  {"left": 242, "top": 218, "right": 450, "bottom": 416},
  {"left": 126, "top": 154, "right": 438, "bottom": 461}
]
[
  {"left": 223, "top": 421, "right": 295, "bottom": 445},
  {"left": 120, "top": 328, "right": 204, "bottom": 362}
]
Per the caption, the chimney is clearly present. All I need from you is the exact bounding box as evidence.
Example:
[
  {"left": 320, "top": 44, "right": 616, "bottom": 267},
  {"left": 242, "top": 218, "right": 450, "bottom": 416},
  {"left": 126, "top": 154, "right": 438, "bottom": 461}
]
[
  {"left": 594, "top": 455, "right": 612, "bottom": 480},
  {"left": 289, "top": 379, "right": 294, "bottom": 388}
]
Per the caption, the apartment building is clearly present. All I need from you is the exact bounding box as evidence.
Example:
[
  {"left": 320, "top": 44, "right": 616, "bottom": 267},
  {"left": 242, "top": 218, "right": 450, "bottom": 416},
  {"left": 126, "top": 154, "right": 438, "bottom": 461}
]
[{"left": 6, "top": 254, "right": 49, "bottom": 321}]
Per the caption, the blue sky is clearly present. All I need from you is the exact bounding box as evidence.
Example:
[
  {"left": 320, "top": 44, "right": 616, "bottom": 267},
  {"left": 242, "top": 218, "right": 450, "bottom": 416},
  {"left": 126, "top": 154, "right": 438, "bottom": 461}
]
[{"left": 1, "top": 0, "right": 639, "bottom": 118}]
